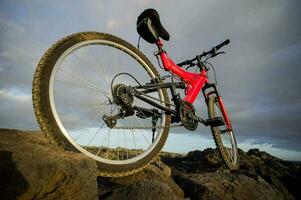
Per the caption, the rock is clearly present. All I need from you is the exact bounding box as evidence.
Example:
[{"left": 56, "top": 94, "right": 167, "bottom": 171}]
[
  {"left": 98, "top": 158, "right": 184, "bottom": 199},
  {"left": 102, "top": 179, "right": 187, "bottom": 200},
  {"left": 162, "top": 148, "right": 300, "bottom": 200},
  {"left": 0, "top": 129, "right": 98, "bottom": 200},
  {"left": 247, "top": 148, "right": 280, "bottom": 160},
  {"left": 161, "top": 148, "right": 224, "bottom": 174},
  {"left": 174, "top": 172, "right": 293, "bottom": 200},
  {"left": 240, "top": 149, "right": 301, "bottom": 200}
]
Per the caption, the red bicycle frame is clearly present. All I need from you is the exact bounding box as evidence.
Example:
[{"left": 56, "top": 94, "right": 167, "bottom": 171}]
[
  {"left": 156, "top": 40, "right": 232, "bottom": 130},
  {"left": 157, "top": 40, "right": 208, "bottom": 104}
]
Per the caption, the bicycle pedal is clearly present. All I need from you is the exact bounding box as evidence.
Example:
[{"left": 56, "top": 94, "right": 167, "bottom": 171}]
[{"left": 205, "top": 117, "right": 225, "bottom": 127}]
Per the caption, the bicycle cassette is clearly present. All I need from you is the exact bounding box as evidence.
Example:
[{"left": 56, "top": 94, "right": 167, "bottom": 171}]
[
  {"left": 179, "top": 101, "right": 198, "bottom": 131},
  {"left": 112, "top": 84, "right": 134, "bottom": 108}
]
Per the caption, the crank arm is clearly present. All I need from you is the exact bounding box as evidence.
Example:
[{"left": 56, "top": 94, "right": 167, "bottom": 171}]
[{"left": 190, "top": 114, "right": 207, "bottom": 125}]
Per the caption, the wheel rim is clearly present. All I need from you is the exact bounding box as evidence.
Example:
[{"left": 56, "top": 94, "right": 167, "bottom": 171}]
[
  {"left": 49, "top": 39, "right": 167, "bottom": 165},
  {"left": 213, "top": 99, "right": 238, "bottom": 165}
]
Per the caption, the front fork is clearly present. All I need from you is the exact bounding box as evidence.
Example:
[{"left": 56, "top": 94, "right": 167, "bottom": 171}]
[
  {"left": 202, "top": 83, "right": 232, "bottom": 130},
  {"left": 217, "top": 96, "right": 232, "bottom": 130}
]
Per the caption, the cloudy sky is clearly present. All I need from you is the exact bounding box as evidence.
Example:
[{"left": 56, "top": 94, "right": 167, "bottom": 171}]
[{"left": 0, "top": 0, "right": 300, "bottom": 160}]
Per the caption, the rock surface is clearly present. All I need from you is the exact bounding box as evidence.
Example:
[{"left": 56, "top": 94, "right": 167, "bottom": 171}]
[
  {"left": 0, "top": 129, "right": 98, "bottom": 200},
  {"left": 97, "top": 158, "right": 185, "bottom": 199},
  {"left": 173, "top": 172, "right": 290, "bottom": 200},
  {"left": 102, "top": 179, "right": 185, "bottom": 200},
  {"left": 161, "top": 148, "right": 300, "bottom": 200},
  {"left": 1, "top": 128, "right": 300, "bottom": 200}
]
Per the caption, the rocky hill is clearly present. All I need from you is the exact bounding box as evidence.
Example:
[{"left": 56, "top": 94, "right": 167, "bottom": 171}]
[{"left": 0, "top": 129, "right": 300, "bottom": 200}]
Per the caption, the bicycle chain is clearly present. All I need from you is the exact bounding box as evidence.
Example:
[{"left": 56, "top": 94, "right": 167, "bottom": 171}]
[{"left": 112, "top": 124, "right": 182, "bottom": 130}]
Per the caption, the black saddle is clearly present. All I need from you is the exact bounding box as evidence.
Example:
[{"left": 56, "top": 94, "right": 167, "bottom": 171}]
[{"left": 137, "top": 8, "right": 170, "bottom": 44}]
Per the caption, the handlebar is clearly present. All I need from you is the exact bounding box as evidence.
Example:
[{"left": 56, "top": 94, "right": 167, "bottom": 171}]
[
  {"left": 215, "top": 39, "right": 230, "bottom": 51},
  {"left": 177, "top": 39, "right": 230, "bottom": 67},
  {"left": 177, "top": 59, "right": 196, "bottom": 67}
]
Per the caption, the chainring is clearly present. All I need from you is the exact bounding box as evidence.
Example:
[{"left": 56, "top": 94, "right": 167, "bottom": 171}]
[{"left": 179, "top": 101, "right": 198, "bottom": 131}]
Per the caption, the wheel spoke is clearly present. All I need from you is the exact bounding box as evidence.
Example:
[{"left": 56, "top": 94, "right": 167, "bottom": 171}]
[
  {"left": 113, "top": 47, "right": 119, "bottom": 74},
  {"left": 85, "top": 122, "right": 105, "bottom": 148},
  {"left": 134, "top": 115, "right": 151, "bottom": 145},
  {"left": 55, "top": 79, "right": 109, "bottom": 96},
  {"left": 89, "top": 51, "right": 113, "bottom": 85},
  {"left": 61, "top": 105, "right": 101, "bottom": 118},
  {"left": 58, "top": 100, "right": 110, "bottom": 106},
  {"left": 117, "top": 128, "right": 120, "bottom": 160},
  {"left": 72, "top": 51, "right": 111, "bottom": 86},
  {"left": 58, "top": 62, "right": 104, "bottom": 93},
  {"left": 130, "top": 118, "right": 138, "bottom": 156},
  {"left": 123, "top": 129, "right": 129, "bottom": 160},
  {"left": 107, "top": 128, "right": 111, "bottom": 159},
  {"left": 74, "top": 112, "right": 104, "bottom": 141}
]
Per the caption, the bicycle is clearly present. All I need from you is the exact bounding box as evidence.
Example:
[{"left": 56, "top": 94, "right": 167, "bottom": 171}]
[{"left": 32, "top": 9, "right": 238, "bottom": 177}]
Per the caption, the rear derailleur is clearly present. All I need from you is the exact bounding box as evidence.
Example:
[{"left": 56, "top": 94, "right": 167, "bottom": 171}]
[{"left": 103, "top": 84, "right": 135, "bottom": 128}]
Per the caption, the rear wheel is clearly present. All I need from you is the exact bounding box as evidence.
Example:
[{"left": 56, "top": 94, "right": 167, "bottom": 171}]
[
  {"left": 32, "top": 32, "right": 171, "bottom": 177},
  {"left": 208, "top": 96, "right": 238, "bottom": 170}
]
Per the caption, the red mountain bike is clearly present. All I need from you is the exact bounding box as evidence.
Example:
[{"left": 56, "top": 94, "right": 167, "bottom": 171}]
[{"left": 32, "top": 9, "right": 238, "bottom": 177}]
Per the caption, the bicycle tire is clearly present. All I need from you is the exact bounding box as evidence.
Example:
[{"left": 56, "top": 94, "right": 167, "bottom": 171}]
[
  {"left": 32, "top": 32, "right": 171, "bottom": 177},
  {"left": 208, "top": 96, "right": 239, "bottom": 170}
]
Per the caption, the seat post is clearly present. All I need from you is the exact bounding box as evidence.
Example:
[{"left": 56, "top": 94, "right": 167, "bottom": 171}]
[{"left": 156, "top": 39, "right": 164, "bottom": 52}]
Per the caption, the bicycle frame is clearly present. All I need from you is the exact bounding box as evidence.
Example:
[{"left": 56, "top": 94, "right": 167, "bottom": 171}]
[
  {"left": 155, "top": 39, "right": 232, "bottom": 129},
  {"left": 156, "top": 40, "right": 208, "bottom": 104}
]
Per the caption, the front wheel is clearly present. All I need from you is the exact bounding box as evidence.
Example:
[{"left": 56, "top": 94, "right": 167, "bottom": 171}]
[{"left": 208, "top": 96, "right": 238, "bottom": 170}]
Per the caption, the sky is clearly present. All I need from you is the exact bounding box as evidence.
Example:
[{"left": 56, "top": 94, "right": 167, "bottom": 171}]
[{"left": 0, "top": 0, "right": 300, "bottom": 160}]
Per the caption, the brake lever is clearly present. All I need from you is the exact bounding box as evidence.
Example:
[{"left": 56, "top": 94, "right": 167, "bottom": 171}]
[
  {"left": 210, "top": 51, "right": 225, "bottom": 58},
  {"left": 185, "top": 63, "right": 196, "bottom": 70}
]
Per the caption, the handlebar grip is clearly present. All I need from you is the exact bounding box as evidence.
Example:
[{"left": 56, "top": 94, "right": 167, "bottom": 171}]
[{"left": 215, "top": 39, "right": 230, "bottom": 50}]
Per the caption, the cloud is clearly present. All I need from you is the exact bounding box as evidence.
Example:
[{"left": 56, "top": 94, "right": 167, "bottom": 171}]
[
  {"left": 164, "top": 133, "right": 301, "bottom": 161},
  {"left": 106, "top": 19, "right": 120, "bottom": 32},
  {"left": 0, "top": 15, "right": 42, "bottom": 92},
  {"left": 237, "top": 139, "right": 301, "bottom": 161},
  {"left": 0, "top": 0, "right": 300, "bottom": 158},
  {"left": 0, "top": 87, "right": 38, "bottom": 130},
  {"left": 0, "top": 88, "right": 31, "bottom": 101}
]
